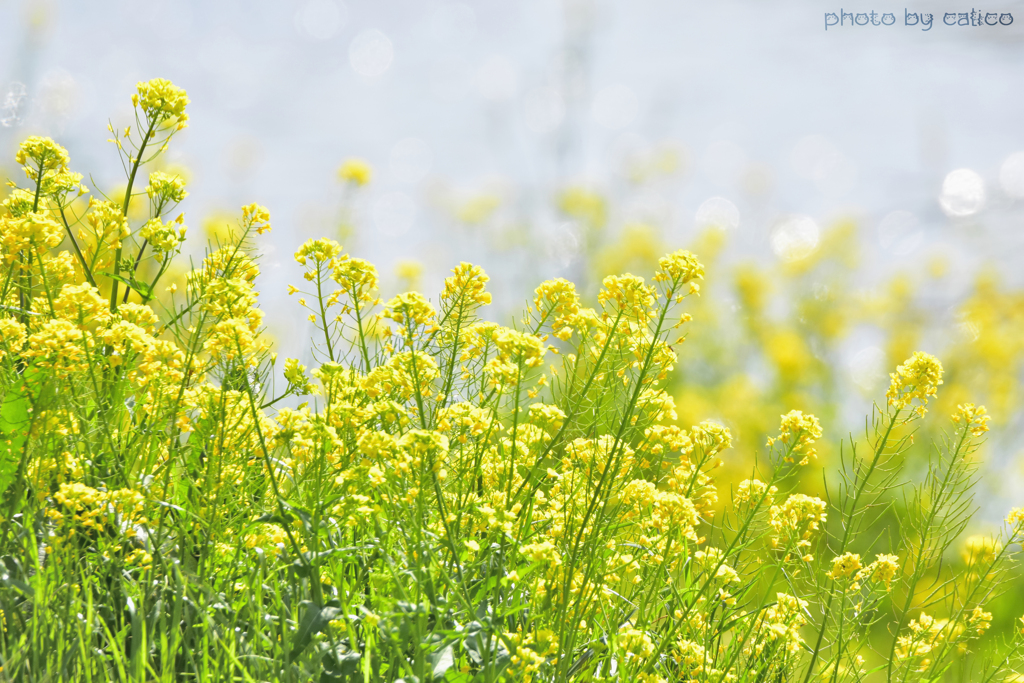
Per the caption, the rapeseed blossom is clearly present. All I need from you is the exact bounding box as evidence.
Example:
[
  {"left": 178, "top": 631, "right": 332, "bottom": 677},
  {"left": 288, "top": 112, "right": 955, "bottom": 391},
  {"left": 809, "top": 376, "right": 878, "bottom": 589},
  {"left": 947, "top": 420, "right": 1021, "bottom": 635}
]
[{"left": 2, "top": 81, "right": 1019, "bottom": 682}]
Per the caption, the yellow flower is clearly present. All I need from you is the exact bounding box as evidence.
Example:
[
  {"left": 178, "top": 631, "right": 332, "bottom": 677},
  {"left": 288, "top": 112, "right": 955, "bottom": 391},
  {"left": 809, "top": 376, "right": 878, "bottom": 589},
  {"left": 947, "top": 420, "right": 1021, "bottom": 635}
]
[
  {"left": 528, "top": 403, "right": 566, "bottom": 433},
  {"left": 598, "top": 274, "right": 656, "bottom": 321},
  {"left": 769, "top": 494, "right": 827, "bottom": 557},
  {"left": 16, "top": 136, "right": 69, "bottom": 170},
  {"left": 138, "top": 215, "right": 187, "bottom": 260},
  {"left": 968, "top": 607, "right": 992, "bottom": 636},
  {"left": 241, "top": 203, "right": 271, "bottom": 234},
  {"left": 828, "top": 553, "right": 863, "bottom": 580},
  {"left": 961, "top": 535, "right": 1001, "bottom": 566},
  {"left": 145, "top": 171, "right": 188, "bottom": 203},
  {"left": 690, "top": 420, "right": 732, "bottom": 456},
  {"left": 616, "top": 626, "right": 655, "bottom": 659},
  {"left": 735, "top": 479, "right": 777, "bottom": 508},
  {"left": 382, "top": 292, "right": 437, "bottom": 328},
  {"left": 332, "top": 257, "right": 379, "bottom": 304},
  {"left": 134, "top": 78, "right": 189, "bottom": 127},
  {"left": 533, "top": 278, "right": 580, "bottom": 340},
  {"left": 283, "top": 358, "right": 316, "bottom": 395},
  {"left": 556, "top": 186, "right": 606, "bottom": 229},
  {"left": 767, "top": 410, "right": 823, "bottom": 466},
  {"left": 2, "top": 188, "right": 36, "bottom": 217},
  {"left": 751, "top": 593, "right": 809, "bottom": 655},
  {"left": 0, "top": 318, "right": 28, "bottom": 359},
  {"left": 653, "top": 249, "right": 705, "bottom": 286},
  {"left": 521, "top": 540, "right": 561, "bottom": 566},
  {"left": 0, "top": 212, "right": 64, "bottom": 265},
  {"left": 951, "top": 403, "right": 990, "bottom": 437},
  {"left": 294, "top": 237, "right": 342, "bottom": 266},
  {"left": 854, "top": 553, "right": 900, "bottom": 588},
  {"left": 886, "top": 351, "right": 943, "bottom": 416},
  {"left": 442, "top": 262, "right": 491, "bottom": 307},
  {"left": 338, "top": 158, "right": 372, "bottom": 186}
]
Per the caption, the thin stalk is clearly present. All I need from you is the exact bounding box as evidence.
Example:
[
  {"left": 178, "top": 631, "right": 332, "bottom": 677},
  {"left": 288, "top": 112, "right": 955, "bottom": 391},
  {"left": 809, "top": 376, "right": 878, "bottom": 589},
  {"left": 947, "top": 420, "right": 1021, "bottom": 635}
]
[{"left": 110, "top": 117, "right": 157, "bottom": 313}]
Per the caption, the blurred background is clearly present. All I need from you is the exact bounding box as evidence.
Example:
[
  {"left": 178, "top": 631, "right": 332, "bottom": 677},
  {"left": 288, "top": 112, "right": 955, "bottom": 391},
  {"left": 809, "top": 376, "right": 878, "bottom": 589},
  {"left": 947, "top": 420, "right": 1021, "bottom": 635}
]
[{"left": 3, "top": 0, "right": 1024, "bottom": 525}]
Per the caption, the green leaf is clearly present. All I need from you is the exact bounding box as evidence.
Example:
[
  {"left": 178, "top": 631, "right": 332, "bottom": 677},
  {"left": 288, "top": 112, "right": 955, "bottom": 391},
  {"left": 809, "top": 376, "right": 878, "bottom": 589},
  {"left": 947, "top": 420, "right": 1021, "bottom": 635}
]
[
  {"left": 291, "top": 601, "right": 344, "bottom": 660},
  {"left": 99, "top": 271, "right": 153, "bottom": 300},
  {"left": 431, "top": 642, "right": 455, "bottom": 678},
  {"left": 0, "top": 379, "right": 30, "bottom": 497}
]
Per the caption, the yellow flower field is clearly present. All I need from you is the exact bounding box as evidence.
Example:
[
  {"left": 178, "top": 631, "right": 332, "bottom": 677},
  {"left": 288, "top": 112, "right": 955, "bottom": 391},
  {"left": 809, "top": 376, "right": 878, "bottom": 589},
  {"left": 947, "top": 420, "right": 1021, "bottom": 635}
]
[{"left": 0, "top": 79, "right": 1022, "bottom": 683}]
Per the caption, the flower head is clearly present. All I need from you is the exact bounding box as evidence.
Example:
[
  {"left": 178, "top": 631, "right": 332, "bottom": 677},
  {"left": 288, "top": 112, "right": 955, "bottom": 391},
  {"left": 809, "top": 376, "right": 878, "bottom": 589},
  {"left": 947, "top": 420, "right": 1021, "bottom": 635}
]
[
  {"left": 134, "top": 78, "right": 189, "bottom": 127},
  {"left": 952, "top": 403, "right": 990, "bottom": 437},
  {"left": 828, "top": 553, "right": 863, "bottom": 580},
  {"left": 332, "top": 257, "right": 379, "bottom": 304},
  {"left": 886, "top": 351, "right": 943, "bottom": 416},
  {"left": 294, "top": 238, "right": 343, "bottom": 266},
  {"left": 241, "top": 203, "right": 271, "bottom": 234},
  {"left": 534, "top": 278, "right": 580, "bottom": 340},
  {"left": 654, "top": 249, "right": 704, "bottom": 287},
  {"left": 16, "top": 136, "right": 69, "bottom": 171},
  {"left": 146, "top": 171, "right": 188, "bottom": 204},
  {"left": 854, "top": 554, "right": 900, "bottom": 588},
  {"left": 735, "top": 478, "right": 777, "bottom": 508},
  {"left": 382, "top": 292, "right": 437, "bottom": 328},
  {"left": 442, "top": 262, "right": 491, "bottom": 306},
  {"left": 767, "top": 410, "right": 823, "bottom": 466},
  {"left": 138, "top": 215, "right": 187, "bottom": 261},
  {"left": 338, "top": 158, "right": 372, "bottom": 186}
]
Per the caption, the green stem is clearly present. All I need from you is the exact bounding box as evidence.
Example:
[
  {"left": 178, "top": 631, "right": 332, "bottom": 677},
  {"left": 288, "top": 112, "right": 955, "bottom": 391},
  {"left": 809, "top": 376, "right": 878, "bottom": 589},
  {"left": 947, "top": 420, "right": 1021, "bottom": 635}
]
[
  {"left": 801, "top": 408, "right": 900, "bottom": 683},
  {"left": 58, "top": 206, "right": 97, "bottom": 288},
  {"left": 110, "top": 118, "right": 157, "bottom": 313},
  {"left": 121, "top": 238, "right": 149, "bottom": 303}
]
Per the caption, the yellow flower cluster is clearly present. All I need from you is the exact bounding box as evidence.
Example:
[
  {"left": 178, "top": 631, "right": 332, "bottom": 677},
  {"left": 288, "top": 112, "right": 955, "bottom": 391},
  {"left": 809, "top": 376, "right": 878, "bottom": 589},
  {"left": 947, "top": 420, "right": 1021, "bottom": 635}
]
[
  {"left": 382, "top": 292, "right": 437, "bottom": 329},
  {"left": 81, "top": 199, "right": 130, "bottom": 270},
  {"left": 0, "top": 318, "right": 28, "bottom": 358},
  {"left": 145, "top": 171, "right": 188, "bottom": 203},
  {"left": 484, "top": 327, "right": 546, "bottom": 388},
  {"left": 16, "top": 136, "right": 70, "bottom": 170},
  {"left": 138, "top": 215, "right": 187, "bottom": 261},
  {"left": 133, "top": 77, "right": 189, "bottom": 128},
  {"left": 886, "top": 351, "right": 944, "bottom": 416},
  {"left": 769, "top": 493, "right": 828, "bottom": 561},
  {"left": 654, "top": 249, "right": 705, "bottom": 290},
  {"left": 241, "top": 203, "right": 271, "bottom": 235},
  {"left": 828, "top": 552, "right": 862, "bottom": 580},
  {"left": 750, "top": 593, "right": 809, "bottom": 655},
  {"left": 12, "top": 138, "right": 86, "bottom": 204},
  {"left": 338, "top": 158, "right": 372, "bottom": 186},
  {"left": 599, "top": 274, "right": 657, "bottom": 322},
  {"left": 294, "top": 237, "right": 343, "bottom": 267},
  {"left": 951, "top": 402, "right": 990, "bottom": 437},
  {"left": 533, "top": 278, "right": 581, "bottom": 341},
  {"left": 442, "top": 262, "right": 492, "bottom": 307},
  {"left": 0, "top": 212, "right": 64, "bottom": 266},
  {"left": 766, "top": 410, "right": 823, "bottom": 466},
  {"left": 45, "top": 482, "right": 148, "bottom": 549},
  {"left": 332, "top": 257, "right": 379, "bottom": 304},
  {"left": 894, "top": 611, "right": 977, "bottom": 672},
  {"left": 735, "top": 478, "right": 776, "bottom": 508},
  {"left": 853, "top": 553, "right": 901, "bottom": 588}
]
